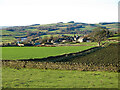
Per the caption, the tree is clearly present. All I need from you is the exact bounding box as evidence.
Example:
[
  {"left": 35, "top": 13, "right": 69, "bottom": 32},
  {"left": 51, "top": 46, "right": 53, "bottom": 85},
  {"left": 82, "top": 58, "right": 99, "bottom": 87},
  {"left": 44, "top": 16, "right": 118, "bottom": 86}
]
[
  {"left": 89, "top": 27, "right": 110, "bottom": 46},
  {"left": 50, "top": 35, "right": 54, "bottom": 40},
  {"left": 41, "top": 36, "right": 48, "bottom": 43},
  {"left": 18, "top": 38, "right": 21, "bottom": 42}
]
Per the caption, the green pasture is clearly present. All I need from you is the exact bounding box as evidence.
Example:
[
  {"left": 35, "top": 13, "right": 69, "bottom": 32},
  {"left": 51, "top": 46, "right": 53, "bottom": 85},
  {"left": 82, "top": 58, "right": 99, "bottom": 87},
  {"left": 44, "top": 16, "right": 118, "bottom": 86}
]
[
  {"left": 40, "top": 34, "right": 60, "bottom": 38},
  {"left": 49, "top": 30, "right": 61, "bottom": 33},
  {"left": 79, "top": 42, "right": 98, "bottom": 45},
  {"left": 40, "top": 34, "right": 83, "bottom": 38},
  {"left": 63, "top": 34, "right": 83, "bottom": 36},
  {"left": 24, "top": 29, "right": 39, "bottom": 31},
  {"left": 2, "top": 46, "right": 94, "bottom": 60},
  {"left": 2, "top": 67, "right": 118, "bottom": 88},
  {"left": 2, "top": 36, "right": 16, "bottom": 43},
  {"left": 108, "top": 37, "right": 120, "bottom": 40}
]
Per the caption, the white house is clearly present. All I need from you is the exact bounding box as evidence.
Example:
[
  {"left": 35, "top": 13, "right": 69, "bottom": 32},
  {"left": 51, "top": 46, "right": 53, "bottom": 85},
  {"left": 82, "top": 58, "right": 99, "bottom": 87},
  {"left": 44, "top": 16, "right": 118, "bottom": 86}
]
[
  {"left": 77, "top": 37, "right": 84, "bottom": 42},
  {"left": 18, "top": 43, "right": 24, "bottom": 46}
]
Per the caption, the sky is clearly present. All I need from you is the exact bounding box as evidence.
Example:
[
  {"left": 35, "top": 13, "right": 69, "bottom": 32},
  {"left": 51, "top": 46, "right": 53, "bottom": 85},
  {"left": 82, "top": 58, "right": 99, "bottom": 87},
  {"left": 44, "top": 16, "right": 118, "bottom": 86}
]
[{"left": 0, "top": 0, "right": 119, "bottom": 26}]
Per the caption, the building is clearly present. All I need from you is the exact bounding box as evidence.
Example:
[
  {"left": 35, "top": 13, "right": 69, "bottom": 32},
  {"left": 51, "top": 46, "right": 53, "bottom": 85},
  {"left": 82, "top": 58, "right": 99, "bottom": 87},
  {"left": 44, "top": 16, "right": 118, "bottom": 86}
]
[{"left": 77, "top": 37, "right": 84, "bottom": 42}]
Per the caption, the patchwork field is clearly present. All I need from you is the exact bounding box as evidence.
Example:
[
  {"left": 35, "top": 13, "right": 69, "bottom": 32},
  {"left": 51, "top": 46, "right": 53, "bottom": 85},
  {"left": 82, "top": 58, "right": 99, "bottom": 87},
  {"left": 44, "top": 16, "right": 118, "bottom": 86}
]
[
  {"left": 2, "top": 67, "right": 118, "bottom": 88},
  {"left": 2, "top": 46, "right": 94, "bottom": 60}
]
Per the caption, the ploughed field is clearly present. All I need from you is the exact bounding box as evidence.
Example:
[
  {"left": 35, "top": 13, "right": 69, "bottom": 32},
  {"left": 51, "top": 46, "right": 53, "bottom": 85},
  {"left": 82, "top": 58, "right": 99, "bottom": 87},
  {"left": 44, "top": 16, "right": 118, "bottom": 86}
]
[
  {"left": 2, "top": 46, "right": 94, "bottom": 60},
  {"left": 2, "top": 67, "right": 118, "bottom": 88},
  {"left": 69, "top": 43, "right": 119, "bottom": 66}
]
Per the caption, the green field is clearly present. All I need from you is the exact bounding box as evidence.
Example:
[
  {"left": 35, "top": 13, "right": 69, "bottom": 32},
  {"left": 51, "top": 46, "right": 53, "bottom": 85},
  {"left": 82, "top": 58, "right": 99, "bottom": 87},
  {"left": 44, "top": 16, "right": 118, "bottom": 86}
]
[
  {"left": 2, "top": 46, "right": 94, "bottom": 60},
  {"left": 108, "top": 37, "right": 120, "bottom": 40},
  {"left": 2, "top": 67, "right": 118, "bottom": 88}
]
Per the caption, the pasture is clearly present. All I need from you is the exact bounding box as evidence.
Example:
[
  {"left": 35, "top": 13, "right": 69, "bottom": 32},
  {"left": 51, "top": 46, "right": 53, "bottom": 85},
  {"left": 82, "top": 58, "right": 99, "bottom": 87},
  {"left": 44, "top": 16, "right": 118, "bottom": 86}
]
[
  {"left": 2, "top": 46, "right": 94, "bottom": 60},
  {"left": 2, "top": 67, "right": 118, "bottom": 88}
]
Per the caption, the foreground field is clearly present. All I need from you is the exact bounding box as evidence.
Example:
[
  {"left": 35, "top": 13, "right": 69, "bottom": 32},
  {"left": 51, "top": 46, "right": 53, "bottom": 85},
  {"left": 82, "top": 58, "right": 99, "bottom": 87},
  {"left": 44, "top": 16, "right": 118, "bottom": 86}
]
[
  {"left": 2, "top": 67, "right": 118, "bottom": 88},
  {"left": 2, "top": 46, "right": 94, "bottom": 60}
]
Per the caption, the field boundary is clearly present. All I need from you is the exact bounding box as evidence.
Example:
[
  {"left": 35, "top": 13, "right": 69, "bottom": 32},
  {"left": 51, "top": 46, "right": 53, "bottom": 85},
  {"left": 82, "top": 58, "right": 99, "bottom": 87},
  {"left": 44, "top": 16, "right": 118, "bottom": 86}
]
[{"left": 2, "top": 60, "right": 118, "bottom": 72}]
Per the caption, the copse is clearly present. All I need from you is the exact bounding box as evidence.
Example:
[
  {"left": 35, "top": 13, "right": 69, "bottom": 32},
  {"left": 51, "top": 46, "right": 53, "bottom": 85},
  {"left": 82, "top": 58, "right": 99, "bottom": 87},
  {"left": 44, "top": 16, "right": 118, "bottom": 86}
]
[{"left": 89, "top": 27, "right": 112, "bottom": 46}]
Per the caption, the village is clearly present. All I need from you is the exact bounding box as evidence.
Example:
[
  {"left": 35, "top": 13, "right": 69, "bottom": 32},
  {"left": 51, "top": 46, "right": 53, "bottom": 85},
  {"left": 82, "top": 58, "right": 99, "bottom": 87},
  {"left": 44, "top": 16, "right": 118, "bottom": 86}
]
[{"left": 2, "top": 34, "right": 91, "bottom": 47}]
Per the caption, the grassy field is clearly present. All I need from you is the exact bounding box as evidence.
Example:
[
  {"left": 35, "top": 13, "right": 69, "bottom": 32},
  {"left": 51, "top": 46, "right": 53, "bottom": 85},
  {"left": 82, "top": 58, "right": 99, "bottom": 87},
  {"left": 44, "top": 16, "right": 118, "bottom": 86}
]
[
  {"left": 2, "top": 46, "right": 94, "bottom": 60},
  {"left": 108, "top": 37, "right": 120, "bottom": 40},
  {"left": 2, "top": 67, "right": 118, "bottom": 88}
]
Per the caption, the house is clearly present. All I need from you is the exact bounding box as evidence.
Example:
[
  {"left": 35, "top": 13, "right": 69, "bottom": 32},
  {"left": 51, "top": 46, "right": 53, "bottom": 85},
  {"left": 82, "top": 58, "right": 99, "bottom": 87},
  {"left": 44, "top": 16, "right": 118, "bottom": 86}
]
[
  {"left": 18, "top": 43, "right": 24, "bottom": 47},
  {"left": 47, "top": 39, "right": 54, "bottom": 43},
  {"left": 62, "top": 40, "right": 66, "bottom": 42},
  {"left": 17, "top": 41, "right": 24, "bottom": 46},
  {"left": 77, "top": 36, "right": 89, "bottom": 42},
  {"left": 77, "top": 37, "right": 85, "bottom": 42}
]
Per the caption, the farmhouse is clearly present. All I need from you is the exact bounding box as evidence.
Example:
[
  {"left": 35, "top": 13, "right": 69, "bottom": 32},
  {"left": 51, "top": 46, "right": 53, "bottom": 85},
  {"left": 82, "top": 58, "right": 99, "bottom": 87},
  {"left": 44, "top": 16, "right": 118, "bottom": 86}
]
[
  {"left": 17, "top": 43, "right": 24, "bottom": 47},
  {"left": 47, "top": 39, "right": 54, "bottom": 43},
  {"left": 77, "top": 37, "right": 87, "bottom": 42},
  {"left": 17, "top": 41, "right": 24, "bottom": 46}
]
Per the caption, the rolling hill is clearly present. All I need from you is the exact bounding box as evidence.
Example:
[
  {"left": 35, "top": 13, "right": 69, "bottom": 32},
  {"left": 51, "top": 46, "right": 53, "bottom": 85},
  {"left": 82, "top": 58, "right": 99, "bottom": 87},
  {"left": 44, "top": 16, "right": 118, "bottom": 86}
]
[{"left": 0, "top": 21, "right": 119, "bottom": 43}]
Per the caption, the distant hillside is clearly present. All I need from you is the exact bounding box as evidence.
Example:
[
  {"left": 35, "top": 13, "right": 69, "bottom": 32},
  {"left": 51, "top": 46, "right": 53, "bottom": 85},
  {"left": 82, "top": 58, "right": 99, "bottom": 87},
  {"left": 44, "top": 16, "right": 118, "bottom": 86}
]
[
  {"left": 0, "top": 22, "right": 119, "bottom": 43},
  {"left": 0, "top": 26, "right": 12, "bottom": 29}
]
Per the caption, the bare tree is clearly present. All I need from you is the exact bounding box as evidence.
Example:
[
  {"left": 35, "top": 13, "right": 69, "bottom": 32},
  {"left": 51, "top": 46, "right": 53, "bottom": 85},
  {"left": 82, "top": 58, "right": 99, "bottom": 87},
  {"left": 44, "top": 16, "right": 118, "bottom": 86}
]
[{"left": 89, "top": 27, "right": 110, "bottom": 46}]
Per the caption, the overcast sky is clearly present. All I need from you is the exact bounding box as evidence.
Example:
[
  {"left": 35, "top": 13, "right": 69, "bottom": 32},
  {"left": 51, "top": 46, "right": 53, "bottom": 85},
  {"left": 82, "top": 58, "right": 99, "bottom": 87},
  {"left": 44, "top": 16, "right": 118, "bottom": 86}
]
[{"left": 0, "top": 0, "right": 119, "bottom": 26}]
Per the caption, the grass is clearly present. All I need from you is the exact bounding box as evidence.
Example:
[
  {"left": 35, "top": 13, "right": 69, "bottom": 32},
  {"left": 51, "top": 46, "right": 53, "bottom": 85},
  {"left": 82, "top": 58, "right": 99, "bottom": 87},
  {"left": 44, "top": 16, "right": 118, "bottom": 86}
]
[
  {"left": 2, "top": 46, "right": 94, "bottom": 60},
  {"left": 79, "top": 42, "right": 97, "bottom": 45},
  {"left": 60, "top": 42, "right": 98, "bottom": 46},
  {"left": 24, "top": 29, "right": 39, "bottom": 31},
  {"left": 49, "top": 30, "right": 61, "bottom": 33},
  {"left": 2, "top": 67, "right": 118, "bottom": 88},
  {"left": 40, "top": 34, "right": 60, "bottom": 38},
  {"left": 2, "top": 36, "right": 16, "bottom": 43},
  {"left": 108, "top": 37, "right": 120, "bottom": 40},
  {"left": 63, "top": 34, "right": 83, "bottom": 36},
  {"left": 40, "top": 34, "right": 84, "bottom": 38}
]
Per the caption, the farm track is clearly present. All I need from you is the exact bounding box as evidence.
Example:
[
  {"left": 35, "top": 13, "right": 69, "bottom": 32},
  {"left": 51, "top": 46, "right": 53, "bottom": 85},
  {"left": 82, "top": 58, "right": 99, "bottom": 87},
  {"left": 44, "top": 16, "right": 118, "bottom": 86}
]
[{"left": 2, "top": 43, "right": 119, "bottom": 72}]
